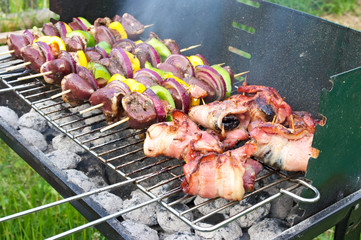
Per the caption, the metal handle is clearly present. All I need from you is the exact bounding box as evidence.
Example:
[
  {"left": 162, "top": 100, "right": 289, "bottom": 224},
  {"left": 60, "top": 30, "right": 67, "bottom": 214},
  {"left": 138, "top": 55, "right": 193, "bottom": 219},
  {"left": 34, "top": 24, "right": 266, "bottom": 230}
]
[{"left": 280, "top": 179, "right": 320, "bottom": 203}]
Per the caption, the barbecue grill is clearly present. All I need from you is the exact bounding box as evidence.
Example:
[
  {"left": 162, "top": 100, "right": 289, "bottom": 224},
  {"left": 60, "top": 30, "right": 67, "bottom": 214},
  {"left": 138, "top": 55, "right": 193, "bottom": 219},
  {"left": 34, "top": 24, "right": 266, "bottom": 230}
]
[{"left": 0, "top": 0, "right": 361, "bottom": 239}]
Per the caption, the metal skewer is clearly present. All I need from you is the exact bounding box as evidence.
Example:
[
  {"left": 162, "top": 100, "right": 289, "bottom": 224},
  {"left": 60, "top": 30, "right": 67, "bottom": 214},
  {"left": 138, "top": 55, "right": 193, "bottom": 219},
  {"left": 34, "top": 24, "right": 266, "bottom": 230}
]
[
  {"left": 0, "top": 177, "right": 140, "bottom": 223},
  {"left": 45, "top": 187, "right": 181, "bottom": 240},
  {"left": 0, "top": 83, "right": 40, "bottom": 93}
]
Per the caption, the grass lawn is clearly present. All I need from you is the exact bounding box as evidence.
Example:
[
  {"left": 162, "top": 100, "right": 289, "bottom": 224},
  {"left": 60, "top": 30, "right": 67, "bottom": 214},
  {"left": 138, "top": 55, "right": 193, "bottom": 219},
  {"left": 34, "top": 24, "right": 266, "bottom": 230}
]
[{"left": 0, "top": 139, "right": 105, "bottom": 240}]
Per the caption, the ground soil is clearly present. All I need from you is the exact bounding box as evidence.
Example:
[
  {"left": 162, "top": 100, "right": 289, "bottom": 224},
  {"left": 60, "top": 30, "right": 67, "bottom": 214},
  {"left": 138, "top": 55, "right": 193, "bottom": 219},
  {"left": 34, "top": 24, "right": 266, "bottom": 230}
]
[{"left": 322, "top": 0, "right": 361, "bottom": 31}]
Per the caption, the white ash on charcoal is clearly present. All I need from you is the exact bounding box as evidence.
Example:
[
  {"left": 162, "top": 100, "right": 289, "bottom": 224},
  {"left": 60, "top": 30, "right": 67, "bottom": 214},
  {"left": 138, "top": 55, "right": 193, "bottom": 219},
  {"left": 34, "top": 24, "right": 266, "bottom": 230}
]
[
  {"left": 150, "top": 182, "right": 195, "bottom": 205},
  {"left": 266, "top": 183, "right": 295, "bottom": 220},
  {"left": 64, "top": 169, "right": 97, "bottom": 192},
  {"left": 121, "top": 220, "right": 159, "bottom": 240},
  {"left": 229, "top": 192, "right": 271, "bottom": 228},
  {"left": 163, "top": 232, "right": 201, "bottom": 240},
  {"left": 193, "top": 196, "right": 231, "bottom": 215},
  {"left": 248, "top": 218, "right": 288, "bottom": 240},
  {"left": 46, "top": 150, "right": 82, "bottom": 170},
  {"left": 157, "top": 203, "right": 194, "bottom": 234},
  {"left": 18, "top": 127, "right": 47, "bottom": 152},
  {"left": 195, "top": 221, "right": 243, "bottom": 240},
  {"left": 89, "top": 191, "right": 123, "bottom": 214},
  {"left": 0, "top": 106, "right": 19, "bottom": 129},
  {"left": 286, "top": 204, "right": 305, "bottom": 226},
  {"left": 18, "top": 111, "right": 48, "bottom": 133},
  {"left": 122, "top": 189, "right": 158, "bottom": 226},
  {"left": 84, "top": 113, "right": 105, "bottom": 126},
  {"left": 52, "top": 134, "right": 86, "bottom": 154}
]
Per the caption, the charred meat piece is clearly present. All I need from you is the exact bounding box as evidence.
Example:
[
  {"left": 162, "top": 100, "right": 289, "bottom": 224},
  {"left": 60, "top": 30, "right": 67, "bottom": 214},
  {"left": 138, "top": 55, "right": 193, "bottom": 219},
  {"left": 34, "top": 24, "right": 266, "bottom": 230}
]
[
  {"left": 249, "top": 111, "right": 321, "bottom": 172},
  {"left": 89, "top": 87, "right": 126, "bottom": 124},
  {"left": 113, "top": 39, "right": 136, "bottom": 54},
  {"left": 42, "top": 23, "right": 59, "bottom": 37},
  {"left": 85, "top": 48, "right": 103, "bottom": 62},
  {"left": 7, "top": 34, "right": 31, "bottom": 59},
  {"left": 61, "top": 73, "right": 96, "bottom": 106},
  {"left": 94, "top": 17, "right": 112, "bottom": 27},
  {"left": 20, "top": 44, "right": 46, "bottom": 72},
  {"left": 95, "top": 26, "right": 116, "bottom": 46},
  {"left": 98, "top": 57, "right": 123, "bottom": 76},
  {"left": 40, "top": 59, "right": 73, "bottom": 85},
  {"left": 144, "top": 110, "right": 223, "bottom": 162},
  {"left": 163, "top": 39, "right": 181, "bottom": 54},
  {"left": 112, "top": 14, "right": 122, "bottom": 23},
  {"left": 188, "top": 98, "right": 251, "bottom": 150},
  {"left": 236, "top": 85, "right": 293, "bottom": 125},
  {"left": 120, "top": 13, "right": 144, "bottom": 40},
  {"left": 64, "top": 36, "right": 85, "bottom": 52},
  {"left": 181, "top": 142, "right": 262, "bottom": 201},
  {"left": 122, "top": 92, "right": 157, "bottom": 129}
]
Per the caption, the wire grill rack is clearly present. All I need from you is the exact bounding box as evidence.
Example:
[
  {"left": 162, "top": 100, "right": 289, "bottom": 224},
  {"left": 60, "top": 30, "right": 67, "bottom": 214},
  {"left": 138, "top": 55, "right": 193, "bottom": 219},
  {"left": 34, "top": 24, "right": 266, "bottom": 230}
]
[{"left": 0, "top": 55, "right": 320, "bottom": 233}]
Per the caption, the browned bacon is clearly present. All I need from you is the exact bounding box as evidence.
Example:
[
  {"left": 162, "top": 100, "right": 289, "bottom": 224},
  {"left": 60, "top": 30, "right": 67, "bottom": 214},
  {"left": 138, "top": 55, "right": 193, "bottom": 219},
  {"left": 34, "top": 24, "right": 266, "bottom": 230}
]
[
  {"left": 249, "top": 111, "right": 322, "bottom": 172},
  {"left": 235, "top": 84, "right": 293, "bottom": 125},
  {"left": 181, "top": 142, "right": 262, "bottom": 200},
  {"left": 143, "top": 110, "right": 223, "bottom": 162}
]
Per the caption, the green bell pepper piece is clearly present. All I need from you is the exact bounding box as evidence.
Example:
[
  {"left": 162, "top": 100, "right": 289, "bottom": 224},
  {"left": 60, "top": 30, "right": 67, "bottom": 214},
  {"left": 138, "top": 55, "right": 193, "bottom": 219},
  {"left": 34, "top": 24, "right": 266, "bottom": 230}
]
[
  {"left": 66, "top": 30, "right": 95, "bottom": 48},
  {"left": 147, "top": 37, "right": 171, "bottom": 62}
]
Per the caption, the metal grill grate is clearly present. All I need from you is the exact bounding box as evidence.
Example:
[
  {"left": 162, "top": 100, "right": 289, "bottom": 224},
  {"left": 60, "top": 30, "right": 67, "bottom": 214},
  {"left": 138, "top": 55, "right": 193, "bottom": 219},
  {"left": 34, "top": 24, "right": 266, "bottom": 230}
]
[{"left": 0, "top": 57, "right": 320, "bottom": 234}]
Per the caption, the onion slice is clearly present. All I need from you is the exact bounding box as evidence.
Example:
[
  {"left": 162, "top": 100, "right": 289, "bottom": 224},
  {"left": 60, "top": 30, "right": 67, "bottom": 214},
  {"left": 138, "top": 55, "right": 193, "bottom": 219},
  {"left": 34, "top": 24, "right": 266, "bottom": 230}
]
[
  {"left": 195, "top": 65, "right": 226, "bottom": 101},
  {"left": 36, "top": 41, "right": 55, "bottom": 61},
  {"left": 77, "top": 66, "right": 99, "bottom": 90},
  {"left": 23, "top": 30, "right": 35, "bottom": 44},
  {"left": 110, "top": 48, "right": 133, "bottom": 78},
  {"left": 95, "top": 46, "right": 108, "bottom": 58},
  {"left": 73, "top": 17, "right": 88, "bottom": 31},
  {"left": 143, "top": 88, "right": 166, "bottom": 122},
  {"left": 55, "top": 21, "right": 68, "bottom": 38},
  {"left": 58, "top": 50, "right": 77, "bottom": 73},
  {"left": 134, "top": 68, "right": 163, "bottom": 84},
  {"left": 106, "top": 80, "right": 131, "bottom": 95},
  {"left": 134, "top": 43, "right": 161, "bottom": 68},
  {"left": 162, "top": 78, "right": 190, "bottom": 113},
  {"left": 164, "top": 54, "right": 194, "bottom": 77}
]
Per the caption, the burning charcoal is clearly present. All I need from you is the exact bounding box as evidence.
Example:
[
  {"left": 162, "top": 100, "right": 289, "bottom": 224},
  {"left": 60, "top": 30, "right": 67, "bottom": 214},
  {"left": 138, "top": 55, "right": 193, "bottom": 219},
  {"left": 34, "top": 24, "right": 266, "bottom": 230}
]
[
  {"left": 194, "top": 196, "right": 231, "bottom": 215},
  {"left": 121, "top": 220, "right": 159, "bottom": 240},
  {"left": 0, "top": 106, "right": 19, "bottom": 129},
  {"left": 46, "top": 150, "right": 81, "bottom": 169},
  {"left": 18, "top": 111, "right": 48, "bottom": 133},
  {"left": 64, "top": 169, "right": 97, "bottom": 192},
  {"left": 157, "top": 203, "right": 193, "bottom": 233},
  {"left": 229, "top": 200, "right": 271, "bottom": 228},
  {"left": 247, "top": 218, "right": 288, "bottom": 240},
  {"left": 195, "top": 221, "right": 242, "bottom": 240},
  {"left": 122, "top": 190, "right": 158, "bottom": 226},
  {"left": 18, "top": 128, "right": 47, "bottom": 152},
  {"left": 164, "top": 232, "right": 201, "bottom": 240},
  {"left": 52, "top": 134, "right": 86, "bottom": 154},
  {"left": 90, "top": 192, "right": 123, "bottom": 214}
]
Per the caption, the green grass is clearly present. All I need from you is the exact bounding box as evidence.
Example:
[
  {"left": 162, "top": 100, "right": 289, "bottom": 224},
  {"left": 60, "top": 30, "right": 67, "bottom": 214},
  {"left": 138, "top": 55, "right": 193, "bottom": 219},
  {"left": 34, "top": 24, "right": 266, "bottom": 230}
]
[
  {"left": 269, "top": 0, "right": 358, "bottom": 16},
  {"left": 0, "top": 139, "right": 105, "bottom": 240}
]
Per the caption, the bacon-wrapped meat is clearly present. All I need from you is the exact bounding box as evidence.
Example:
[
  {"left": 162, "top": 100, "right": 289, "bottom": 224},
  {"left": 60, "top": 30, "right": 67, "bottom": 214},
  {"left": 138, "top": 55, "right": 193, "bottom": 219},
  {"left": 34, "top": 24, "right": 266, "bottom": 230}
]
[
  {"left": 249, "top": 111, "right": 322, "bottom": 172},
  {"left": 188, "top": 98, "right": 250, "bottom": 150},
  {"left": 181, "top": 142, "right": 262, "bottom": 201},
  {"left": 144, "top": 110, "right": 223, "bottom": 162},
  {"left": 235, "top": 85, "right": 293, "bottom": 125}
]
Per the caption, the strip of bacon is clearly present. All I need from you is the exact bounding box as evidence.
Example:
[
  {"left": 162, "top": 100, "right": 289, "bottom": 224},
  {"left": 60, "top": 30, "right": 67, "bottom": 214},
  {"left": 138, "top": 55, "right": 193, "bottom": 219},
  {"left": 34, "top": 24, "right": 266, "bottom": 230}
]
[
  {"left": 181, "top": 142, "right": 262, "bottom": 201},
  {"left": 143, "top": 110, "right": 223, "bottom": 163}
]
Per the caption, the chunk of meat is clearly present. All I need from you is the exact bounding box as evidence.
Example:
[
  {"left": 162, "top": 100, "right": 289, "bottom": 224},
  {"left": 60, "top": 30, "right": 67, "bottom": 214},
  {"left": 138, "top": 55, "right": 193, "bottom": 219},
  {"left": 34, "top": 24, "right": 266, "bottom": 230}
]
[
  {"left": 181, "top": 142, "right": 262, "bottom": 200},
  {"left": 144, "top": 110, "right": 223, "bottom": 162},
  {"left": 122, "top": 92, "right": 157, "bottom": 129},
  {"left": 249, "top": 111, "right": 321, "bottom": 172},
  {"left": 61, "top": 73, "right": 95, "bottom": 106},
  {"left": 41, "top": 59, "right": 73, "bottom": 85},
  {"left": 236, "top": 84, "right": 293, "bottom": 125},
  {"left": 20, "top": 44, "right": 46, "bottom": 72}
]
